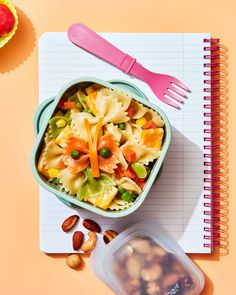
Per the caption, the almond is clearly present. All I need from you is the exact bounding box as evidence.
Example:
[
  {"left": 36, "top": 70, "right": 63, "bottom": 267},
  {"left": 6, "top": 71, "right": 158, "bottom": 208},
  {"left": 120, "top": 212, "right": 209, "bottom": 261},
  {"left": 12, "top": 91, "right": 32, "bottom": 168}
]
[
  {"left": 73, "top": 231, "right": 84, "bottom": 251},
  {"left": 83, "top": 219, "right": 101, "bottom": 233},
  {"left": 61, "top": 215, "right": 79, "bottom": 232}
]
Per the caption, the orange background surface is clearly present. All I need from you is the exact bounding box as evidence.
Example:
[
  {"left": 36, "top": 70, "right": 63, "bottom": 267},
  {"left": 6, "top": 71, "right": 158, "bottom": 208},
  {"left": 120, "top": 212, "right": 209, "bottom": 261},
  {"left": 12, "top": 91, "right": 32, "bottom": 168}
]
[{"left": 0, "top": 0, "right": 235, "bottom": 294}]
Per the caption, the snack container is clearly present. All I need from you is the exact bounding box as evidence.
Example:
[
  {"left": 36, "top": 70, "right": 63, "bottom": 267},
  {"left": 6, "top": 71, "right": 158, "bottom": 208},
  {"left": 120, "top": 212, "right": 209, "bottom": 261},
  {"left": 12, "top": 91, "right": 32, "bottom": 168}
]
[
  {"left": 91, "top": 220, "right": 205, "bottom": 295},
  {"left": 31, "top": 77, "right": 171, "bottom": 218}
]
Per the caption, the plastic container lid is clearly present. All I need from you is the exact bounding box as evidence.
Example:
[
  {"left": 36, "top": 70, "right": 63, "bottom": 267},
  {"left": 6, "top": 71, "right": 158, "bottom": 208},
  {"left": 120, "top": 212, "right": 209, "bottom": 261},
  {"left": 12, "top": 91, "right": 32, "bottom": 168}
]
[{"left": 91, "top": 220, "right": 205, "bottom": 295}]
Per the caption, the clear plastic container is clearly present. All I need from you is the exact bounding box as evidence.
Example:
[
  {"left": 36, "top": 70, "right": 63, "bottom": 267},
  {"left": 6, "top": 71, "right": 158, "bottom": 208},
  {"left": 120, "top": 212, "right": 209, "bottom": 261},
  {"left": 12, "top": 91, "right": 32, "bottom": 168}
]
[{"left": 91, "top": 220, "right": 205, "bottom": 295}]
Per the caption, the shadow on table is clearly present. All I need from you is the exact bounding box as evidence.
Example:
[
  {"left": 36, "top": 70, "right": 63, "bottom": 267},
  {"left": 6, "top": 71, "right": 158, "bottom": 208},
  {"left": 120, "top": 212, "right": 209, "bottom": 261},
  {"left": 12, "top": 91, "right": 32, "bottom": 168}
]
[
  {"left": 0, "top": 7, "right": 36, "bottom": 73},
  {"left": 189, "top": 248, "right": 222, "bottom": 292},
  {"left": 198, "top": 267, "right": 214, "bottom": 295}
]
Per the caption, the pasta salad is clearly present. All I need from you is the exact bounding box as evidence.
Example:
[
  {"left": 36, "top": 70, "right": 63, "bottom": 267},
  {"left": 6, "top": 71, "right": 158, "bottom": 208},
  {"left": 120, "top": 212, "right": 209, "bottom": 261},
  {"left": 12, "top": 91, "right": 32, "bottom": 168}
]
[{"left": 37, "top": 83, "right": 165, "bottom": 211}]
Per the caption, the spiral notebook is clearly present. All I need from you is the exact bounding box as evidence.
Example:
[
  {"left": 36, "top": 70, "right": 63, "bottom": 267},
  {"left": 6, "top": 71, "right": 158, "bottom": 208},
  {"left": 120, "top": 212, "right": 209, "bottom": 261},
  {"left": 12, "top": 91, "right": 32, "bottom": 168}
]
[{"left": 38, "top": 33, "right": 228, "bottom": 254}]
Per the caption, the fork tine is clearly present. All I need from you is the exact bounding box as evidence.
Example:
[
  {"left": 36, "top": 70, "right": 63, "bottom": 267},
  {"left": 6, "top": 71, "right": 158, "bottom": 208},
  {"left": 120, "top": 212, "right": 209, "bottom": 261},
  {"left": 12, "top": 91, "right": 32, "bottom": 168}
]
[
  {"left": 172, "top": 79, "right": 191, "bottom": 92},
  {"left": 169, "top": 85, "right": 187, "bottom": 98},
  {"left": 160, "top": 94, "right": 181, "bottom": 109},
  {"left": 164, "top": 91, "right": 183, "bottom": 103}
]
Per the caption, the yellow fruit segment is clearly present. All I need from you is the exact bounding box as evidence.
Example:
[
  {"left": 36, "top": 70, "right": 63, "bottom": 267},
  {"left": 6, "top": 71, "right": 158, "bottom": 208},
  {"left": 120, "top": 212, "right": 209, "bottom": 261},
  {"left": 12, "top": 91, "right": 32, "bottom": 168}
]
[
  {"left": 136, "top": 117, "right": 147, "bottom": 127},
  {"left": 141, "top": 128, "right": 164, "bottom": 150},
  {"left": 48, "top": 168, "right": 60, "bottom": 178}
]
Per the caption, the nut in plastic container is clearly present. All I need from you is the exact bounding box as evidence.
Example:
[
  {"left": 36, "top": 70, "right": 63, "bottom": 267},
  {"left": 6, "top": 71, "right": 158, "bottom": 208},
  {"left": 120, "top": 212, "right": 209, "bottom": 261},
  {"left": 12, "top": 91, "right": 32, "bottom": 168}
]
[{"left": 91, "top": 220, "right": 205, "bottom": 295}]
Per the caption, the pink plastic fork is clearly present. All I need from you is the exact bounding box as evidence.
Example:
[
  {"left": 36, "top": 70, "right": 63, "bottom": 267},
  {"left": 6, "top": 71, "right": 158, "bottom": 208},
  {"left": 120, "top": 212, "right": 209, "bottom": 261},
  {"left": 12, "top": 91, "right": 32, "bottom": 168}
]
[{"left": 67, "top": 23, "right": 190, "bottom": 109}]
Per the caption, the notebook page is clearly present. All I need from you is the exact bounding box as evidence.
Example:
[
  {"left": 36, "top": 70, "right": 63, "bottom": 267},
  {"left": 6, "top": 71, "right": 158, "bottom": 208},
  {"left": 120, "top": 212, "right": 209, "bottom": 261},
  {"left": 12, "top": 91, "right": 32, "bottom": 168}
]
[{"left": 39, "top": 32, "right": 211, "bottom": 253}]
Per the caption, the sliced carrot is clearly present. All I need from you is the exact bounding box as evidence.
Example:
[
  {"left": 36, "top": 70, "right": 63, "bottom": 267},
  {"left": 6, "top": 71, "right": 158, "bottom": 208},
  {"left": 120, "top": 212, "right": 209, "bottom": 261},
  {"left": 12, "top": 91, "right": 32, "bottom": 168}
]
[
  {"left": 114, "top": 166, "right": 124, "bottom": 177},
  {"left": 84, "top": 118, "right": 100, "bottom": 178},
  {"left": 123, "top": 149, "right": 137, "bottom": 163},
  {"left": 124, "top": 166, "right": 137, "bottom": 179},
  {"left": 135, "top": 178, "right": 146, "bottom": 189},
  {"left": 142, "top": 120, "right": 157, "bottom": 129},
  {"left": 64, "top": 101, "right": 76, "bottom": 109},
  {"left": 94, "top": 117, "right": 103, "bottom": 147},
  {"left": 126, "top": 106, "right": 136, "bottom": 117}
]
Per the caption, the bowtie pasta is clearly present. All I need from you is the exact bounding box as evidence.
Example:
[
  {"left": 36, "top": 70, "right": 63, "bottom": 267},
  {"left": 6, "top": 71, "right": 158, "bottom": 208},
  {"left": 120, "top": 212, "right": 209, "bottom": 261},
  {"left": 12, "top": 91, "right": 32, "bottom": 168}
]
[{"left": 37, "top": 83, "right": 165, "bottom": 211}]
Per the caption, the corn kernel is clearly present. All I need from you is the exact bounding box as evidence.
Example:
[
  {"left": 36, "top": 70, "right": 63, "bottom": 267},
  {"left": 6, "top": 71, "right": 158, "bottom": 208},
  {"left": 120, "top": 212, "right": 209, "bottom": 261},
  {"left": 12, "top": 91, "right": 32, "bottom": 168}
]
[
  {"left": 48, "top": 168, "right": 60, "bottom": 178},
  {"left": 136, "top": 117, "right": 147, "bottom": 127},
  {"left": 56, "top": 119, "right": 66, "bottom": 128}
]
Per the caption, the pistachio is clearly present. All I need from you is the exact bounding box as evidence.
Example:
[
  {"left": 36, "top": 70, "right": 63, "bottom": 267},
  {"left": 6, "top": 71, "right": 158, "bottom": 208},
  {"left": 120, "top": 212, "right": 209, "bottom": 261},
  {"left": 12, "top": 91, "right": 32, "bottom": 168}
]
[{"left": 141, "top": 265, "right": 162, "bottom": 281}]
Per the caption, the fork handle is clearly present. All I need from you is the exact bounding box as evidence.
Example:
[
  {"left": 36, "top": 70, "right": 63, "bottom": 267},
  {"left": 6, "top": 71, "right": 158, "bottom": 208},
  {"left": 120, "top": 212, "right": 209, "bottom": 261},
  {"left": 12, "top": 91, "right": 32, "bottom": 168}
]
[{"left": 68, "top": 23, "right": 151, "bottom": 79}]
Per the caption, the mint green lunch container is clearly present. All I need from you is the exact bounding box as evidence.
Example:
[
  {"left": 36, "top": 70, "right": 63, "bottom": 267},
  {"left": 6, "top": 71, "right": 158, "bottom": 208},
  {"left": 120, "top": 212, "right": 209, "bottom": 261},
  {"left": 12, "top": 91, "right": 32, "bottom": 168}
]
[{"left": 31, "top": 77, "right": 171, "bottom": 218}]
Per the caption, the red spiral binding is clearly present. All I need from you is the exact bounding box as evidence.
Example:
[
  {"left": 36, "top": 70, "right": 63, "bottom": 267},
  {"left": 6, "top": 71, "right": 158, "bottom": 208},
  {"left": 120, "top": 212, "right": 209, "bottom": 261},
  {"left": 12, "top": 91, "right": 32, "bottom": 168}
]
[{"left": 203, "top": 38, "right": 229, "bottom": 253}]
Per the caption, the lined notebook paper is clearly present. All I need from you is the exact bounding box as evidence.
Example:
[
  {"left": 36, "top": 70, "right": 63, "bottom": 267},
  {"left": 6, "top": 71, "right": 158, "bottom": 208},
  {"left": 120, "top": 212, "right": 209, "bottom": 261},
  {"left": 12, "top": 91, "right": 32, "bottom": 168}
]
[{"left": 39, "top": 32, "right": 211, "bottom": 254}]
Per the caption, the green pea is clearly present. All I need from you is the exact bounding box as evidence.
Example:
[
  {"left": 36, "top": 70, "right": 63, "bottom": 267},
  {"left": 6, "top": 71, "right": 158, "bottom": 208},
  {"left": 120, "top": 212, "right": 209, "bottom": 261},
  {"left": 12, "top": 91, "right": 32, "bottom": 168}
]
[
  {"left": 118, "top": 186, "right": 125, "bottom": 195},
  {"left": 76, "top": 102, "right": 83, "bottom": 111},
  {"left": 53, "top": 178, "right": 60, "bottom": 185},
  {"left": 100, "top": 148, "right": 111, "bottom": 158},
  {"left": 121, "top": 191, "right": 133, "bottom": 202},
  {"left": 118, "top": 123, "right": 126, "bottom": 130},
  {"left": 71, "top": 150, "right": 80, "bottom": 159},
  {"left": 84, "top": 108, "right": 92, "bottom": 115}
]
